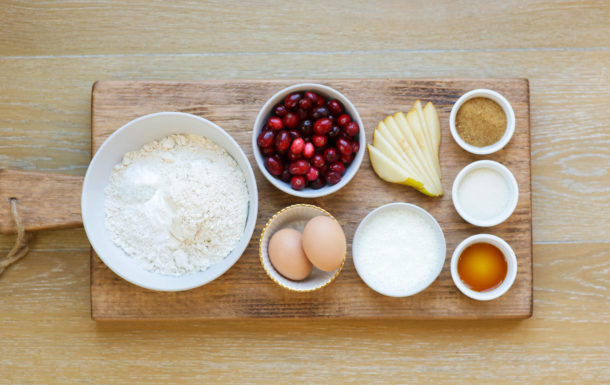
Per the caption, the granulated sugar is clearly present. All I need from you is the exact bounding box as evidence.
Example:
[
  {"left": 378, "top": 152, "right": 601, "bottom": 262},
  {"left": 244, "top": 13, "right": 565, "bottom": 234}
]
[{"left": 354, "top": 205, "right": 444, "bottom": 296}]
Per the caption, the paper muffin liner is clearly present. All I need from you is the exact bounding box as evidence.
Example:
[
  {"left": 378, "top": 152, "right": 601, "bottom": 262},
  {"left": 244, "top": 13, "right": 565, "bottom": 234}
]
[{"left": 259, "top": 204, "right": 345, "bottom": 292}]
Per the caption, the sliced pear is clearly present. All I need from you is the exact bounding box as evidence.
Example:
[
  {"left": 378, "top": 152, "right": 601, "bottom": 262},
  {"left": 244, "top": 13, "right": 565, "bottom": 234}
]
[
  {"left": 423, "top": 102, "right": 441, "bottom": 157},
  {"left": 372, "top": 130, "right": 433, "bottom": 186},
  {"left": 412, "top": 101, "right": 441, "bottom": 178},
  {"left": 393, "top": 112, "right": 442, "bottom": 193},
  {"left": 367, "top": 101, "right": 443, "bottom": 197}
]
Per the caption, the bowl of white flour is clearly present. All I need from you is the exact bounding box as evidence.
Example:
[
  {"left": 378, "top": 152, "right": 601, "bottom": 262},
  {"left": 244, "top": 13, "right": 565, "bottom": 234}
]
[{"left": 82, "top": 112, "right": 258, "bottom": 291}]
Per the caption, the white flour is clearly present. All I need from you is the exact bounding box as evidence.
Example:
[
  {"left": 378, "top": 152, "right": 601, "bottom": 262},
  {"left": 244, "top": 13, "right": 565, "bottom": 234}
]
[{"left": 104, "top": 134, "right": 249, "bottom": 276}]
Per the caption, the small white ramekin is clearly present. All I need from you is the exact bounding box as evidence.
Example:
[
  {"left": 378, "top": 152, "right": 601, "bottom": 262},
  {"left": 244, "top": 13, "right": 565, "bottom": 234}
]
[
  {"left": 451, "top": 234, "right": 518, "bottom": 301},
  {"left": 449, "top": 88, "right": 515, "bottom": 155},
  {"left": 452, "top": 160, "right": 519, "bottom": 227},
  {"left": 252, "top": 83, "right": 365, "bottom": 198},
  {"left": 259, "top": 204, "right": 345, "bottom": 292}
]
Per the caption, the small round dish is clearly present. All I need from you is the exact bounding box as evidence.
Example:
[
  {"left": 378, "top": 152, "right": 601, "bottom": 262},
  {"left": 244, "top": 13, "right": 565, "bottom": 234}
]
[
  {"left": 451, "top": 234, "right": 518, "bottom": 301},
  {"left": 252, "top": 83, "right": 365, "bottom": 198},
  {"left": 259, "top": 204, "right": 345, "bottom": 292},
  {"left": 82, "top": 112, "right": 258, "bottom": 292},
  {"left": 352, "top": 202, "right": 446, "bottom": 297},
  {"left": 452, "top": 160, "right": 519, "bottom": 227},
  {"left": 449, "top": 88, "right": 515, "bottom": 155}
]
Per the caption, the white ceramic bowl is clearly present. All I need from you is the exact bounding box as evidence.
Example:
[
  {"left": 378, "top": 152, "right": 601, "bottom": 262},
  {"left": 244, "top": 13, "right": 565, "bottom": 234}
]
[
  {"left": 451, "top": 234, "right": 518, "bottom": 301},
  {"left": 352, "top": 202, "right": 446, "bottom": 297},
  {"left": 449, "top": 88, "right": 515, "bottom": 155},
  {"left": 259, "top": 204, "right": 345, "bottom": 292},
  {"left": 82, "top": 112, "right": 258, "bottom": 292},
  {"left": 252, "top": 83, "right": 365, "bottom": 198},
  {"left": 452, "top": 160, "right": 519, "bottom": 227}
]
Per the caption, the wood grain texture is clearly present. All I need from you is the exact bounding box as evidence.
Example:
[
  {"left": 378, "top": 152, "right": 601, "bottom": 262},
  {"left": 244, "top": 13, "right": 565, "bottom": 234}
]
[
  {"left": 1, "top": 244, "right": 608, "bottom": 384},
  {"left": 2, "top": 0, "right": 609, "bottom": 56},
  {"left": 90, "top": 79, "right": 531, "bottom": 320},
  {"left": 0, "top": 1, "right": 609, "bottom": 382},
  {"left": 1, "top": 50, "right": 608, "bottom": 243},
  {"left": 0, "top": 169, "right": 83, "bottom": 234}
]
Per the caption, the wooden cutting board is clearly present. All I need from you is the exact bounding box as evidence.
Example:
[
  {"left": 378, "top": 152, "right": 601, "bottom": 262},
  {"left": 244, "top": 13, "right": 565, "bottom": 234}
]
[{"left": 90, "top": 79, "right": 532, "bottom": 320}]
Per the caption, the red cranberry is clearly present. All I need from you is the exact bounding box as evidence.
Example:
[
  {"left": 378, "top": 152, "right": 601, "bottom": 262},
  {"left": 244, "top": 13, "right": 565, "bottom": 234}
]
[
  {"left": 299, "top": 119, "right": 313, "bottom": 137},
  {"left": 340, "top": 152, "right": 354, "bottom": 164},
  {"left": 311, "top": 106, "right": 329, "bottom": 119},
  {"left": 304, "top": 91, "right": 320, "bottom": 104},
  {"left": 323, "top": 147, "right": 340, "bottom": 163},
  {"left": 311, "top": 153, "right": 325, "bottom": 168},
  {"left": 298, "top": 97, "right": 312, "bottom": 110},
  {"left": 313, "top": 118, "right": 332, "bottom": 135},
  {"left": 274, "top": 105, "right": 288, "bottom": 117},
  {"left": 287, "top": 151, "right": 302, "bottom": 161},
  {"left": 337, "top": 114, "right": 351, "bottom": 128},
  {"left": 265, "top": 155, "right": 283, "bottom": 176},
  {"left": 279, "top": 169, "right": 292, "bottom": 182},
  {"left": 329, "top": 161, "right": 346, "bottom": 175},
  {"left": 306, "top": 166, "right": 320, "bottom": 181},
  {"left": 336, "top": 138, "right": 353, "bottom": 155},
  {"left": 325, "top": 171, "right": 342, "bottom": 185},
  {"left": 283, "top": 112, "right": 299, "bottom": 129},
  {"left": 284, "top": 93, "right": 301, "bottom": 109},
  {"left": 289, "top": 159, "right": 310, "bottom": 175},
  {"left": 296, "top": 108, "right": 308, "bottom": 121},
  {"left": 312, "top": 134, "right": 327, "bottom": 147},
  {"left": 319, "top": 163, "right": 329, "bottom": 175},
  {"left": 351, "top": 141, "right": 360, "bottom": 154},
  {"left": 260, "top": 146, "right": 275, "bottom": 156},
  {"left": 345, "top": 121, "right": 359, "bottom": 137},
  {"left": 291, "top": 175, "right": 306, "bottom": 190},
  {"left": 327, "top": 125, "right": 341, "bottom": 139},
  {"left": 310, "top": 178, "right": 326, "bottom": 189},
  {"left": 290, "top": 138, "right": 305, "bottom": 154},
  {"left": 303, "top": 142, "right": 315, "bottom": 158},
  {"left": 327, "top": 100, "right": 343, "bottom": 116},
  {"left": 257, "top": 130, "right": 275, "bottom": 148},
  {"left": 268, "top": 116, "right": 284, "bottom": 131},
  {"left": 288, "top": 129, "right": 300, "bottom": 140},
  {"left": 275, "top": 130, "right": 291, "bottom": 152}
]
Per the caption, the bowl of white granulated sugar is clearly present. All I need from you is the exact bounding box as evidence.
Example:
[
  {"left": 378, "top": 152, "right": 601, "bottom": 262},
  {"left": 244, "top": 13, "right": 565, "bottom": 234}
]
[
  {"left": 352, "top": 202, "right": 446, "bottom": 297},
  {"left": 82, "top": 112, "right": 258, "bottom": 291}
]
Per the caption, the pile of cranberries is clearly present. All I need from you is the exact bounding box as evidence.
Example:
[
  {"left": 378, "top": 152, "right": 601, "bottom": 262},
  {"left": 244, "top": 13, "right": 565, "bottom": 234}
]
[{"left": 256, "top": 91, "right": 360, "bottom": 191}]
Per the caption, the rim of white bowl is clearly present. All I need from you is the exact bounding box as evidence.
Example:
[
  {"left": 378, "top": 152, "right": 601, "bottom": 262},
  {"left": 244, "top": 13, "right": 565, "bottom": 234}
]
[
  {"left": 81, "top": 111, "right": 258, "bottom": 292},
  {"left": 452, "top": 160, "right": 519, "bottom": 227},
  {"left": 449, "top": 88, "right": 516, "bottom": 155},
  {"left": 252, "top": 83, "right": 365, "bottom": 198},
  {"left": 352, "top": 202, "right": 447, "bottom": 298},
  {"left": 450, "top": 234, "right": 518, "bottom": 301}
]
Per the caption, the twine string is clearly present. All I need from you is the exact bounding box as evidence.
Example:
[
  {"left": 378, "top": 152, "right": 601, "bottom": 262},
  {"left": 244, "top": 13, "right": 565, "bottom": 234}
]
[{"left": 0, "top": 198, "right": 31, "bottom": 276}]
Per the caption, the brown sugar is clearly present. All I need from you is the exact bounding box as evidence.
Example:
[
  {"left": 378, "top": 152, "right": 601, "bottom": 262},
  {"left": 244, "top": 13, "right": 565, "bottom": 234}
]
[{"left": 456, "top": 97, "right": 507, "bottom": 147}]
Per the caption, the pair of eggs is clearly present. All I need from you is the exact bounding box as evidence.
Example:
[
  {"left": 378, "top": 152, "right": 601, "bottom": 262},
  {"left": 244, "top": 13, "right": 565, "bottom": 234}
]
[{"left": 268, "top": 216, "right": 346, "bottom": 281}]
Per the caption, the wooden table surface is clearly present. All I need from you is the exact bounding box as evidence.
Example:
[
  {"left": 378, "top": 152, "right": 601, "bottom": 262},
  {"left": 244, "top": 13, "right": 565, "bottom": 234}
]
[{"left": 0, "top": 1, "right": 608, "bottom": 384}]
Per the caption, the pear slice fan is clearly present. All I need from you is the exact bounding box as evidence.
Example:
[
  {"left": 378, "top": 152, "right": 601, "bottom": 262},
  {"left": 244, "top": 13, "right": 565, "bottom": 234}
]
[{"left": 368, "top": 100, "right": 443, "bottom": 197}]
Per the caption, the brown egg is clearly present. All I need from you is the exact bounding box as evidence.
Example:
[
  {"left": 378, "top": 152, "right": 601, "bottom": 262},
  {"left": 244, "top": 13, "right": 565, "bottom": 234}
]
[
  {"left": 268, "top": 228, "right": 313, "bottom": 281},
  {"left": 302, "top": 216, "right": 346, "bottom": 272}
]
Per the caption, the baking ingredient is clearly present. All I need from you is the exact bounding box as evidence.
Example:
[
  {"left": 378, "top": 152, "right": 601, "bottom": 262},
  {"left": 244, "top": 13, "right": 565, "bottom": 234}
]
[
  {"left": 368, "top": 100, "right": 443, "bottom": 197},
  {"left": 458, "top": 168, "right": 509, "bottom": 220},
  {"left": 104, "top": 134, "right": 249, "bottom": 276},
  {"left": 257, "top": 91, "right": 361, "bottom": 190},
  {"left": 302, "top": 216, "right": 346, "bottom": 272},
  {"left": 457, "top": 242, "right": 507, "bottom": 292},
  {"left": 268, "top": 228, "right": 313, "bottom": 280},
  {"left": 456, "top": 97, "right": 506, "bottom": 147},
  {"left": 354, "top": 205, "right": 445, "bottom": 296}
]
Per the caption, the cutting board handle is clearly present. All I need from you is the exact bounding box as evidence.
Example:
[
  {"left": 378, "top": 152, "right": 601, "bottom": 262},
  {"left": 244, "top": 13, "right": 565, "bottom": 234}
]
[{"left": 0, "top": 169, "right": 83, "bottom": 234}]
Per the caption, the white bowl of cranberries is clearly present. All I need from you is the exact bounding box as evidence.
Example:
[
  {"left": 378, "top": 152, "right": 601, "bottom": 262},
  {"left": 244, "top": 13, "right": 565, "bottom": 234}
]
[{"left": 252, "top": 83, "right": 365, "bottom": 198}]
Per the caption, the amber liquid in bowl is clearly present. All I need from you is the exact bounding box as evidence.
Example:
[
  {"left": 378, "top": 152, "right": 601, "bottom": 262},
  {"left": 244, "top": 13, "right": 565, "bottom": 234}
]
[{"left": 457, "top": 242, "right": 507, "bottom": 292}]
